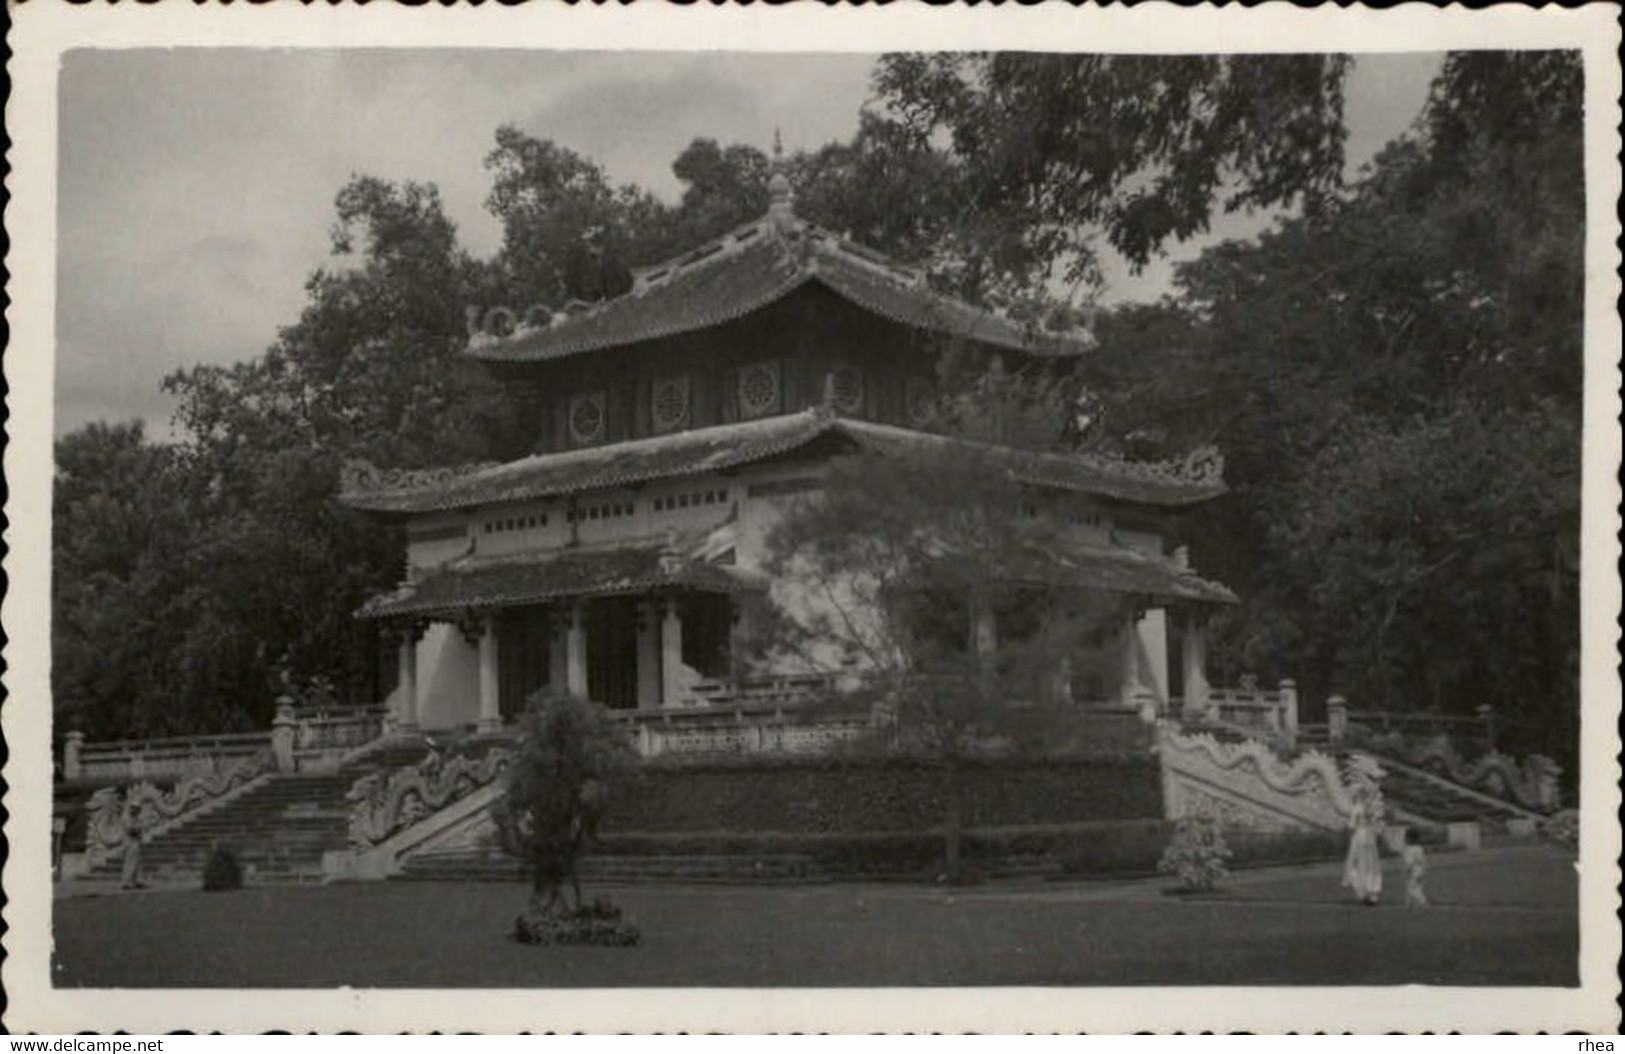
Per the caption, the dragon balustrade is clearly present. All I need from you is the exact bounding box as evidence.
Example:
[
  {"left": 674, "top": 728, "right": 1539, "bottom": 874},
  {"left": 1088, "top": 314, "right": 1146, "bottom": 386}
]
[
  {"left": 346, "top": 747, "right": 514, "bottom": 849},
  {"left": 1158, "top": 724, "right": 1373, "bottom": 832},
  {"left": 84, "top": 753, "right": 272, "bottom": 866},
  {"left": 1357, "top": 731, "right": 1562, "bottom": 813}
]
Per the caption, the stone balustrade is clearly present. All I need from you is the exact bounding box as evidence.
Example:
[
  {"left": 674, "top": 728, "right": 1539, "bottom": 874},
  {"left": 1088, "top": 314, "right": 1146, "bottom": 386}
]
[
  {"left": 65, "top": 703, "right": 392, "bottom": 783},
  {"left": 68, "top": 730, "right": 273, "bottom": 783},
  {"left": 609, "top": 697, "right": 875, "bottom": 758},
  {"left": 347, "top": 747, "right": 513, "bottom": 850},
  {"left": 1174, "top": 679, "right": 1300, "bottom": 747},
  {"left": 83, "top": 753, "right": 273, "bottom": 867},
  {"left": 1158, "top": 723, "right": 1373, "bottom": 832}
]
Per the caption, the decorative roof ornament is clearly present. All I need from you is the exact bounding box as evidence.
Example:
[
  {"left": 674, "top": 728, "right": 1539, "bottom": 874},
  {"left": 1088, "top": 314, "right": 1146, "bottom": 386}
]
[
  {"left": 768, "top": 128, "right": 796, "bottom": 231},
  {"left": 658, "top": 527, "right": 684, "bottom": 575}
]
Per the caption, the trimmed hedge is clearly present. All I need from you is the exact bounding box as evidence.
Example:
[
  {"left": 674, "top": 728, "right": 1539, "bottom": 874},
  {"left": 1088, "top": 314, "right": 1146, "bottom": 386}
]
[
  {"left": 600, "top": 753, "right": 1162, "bottom": 835},
  {"left": 589, "top": 821, "right": 1350, "bottom": 880}
]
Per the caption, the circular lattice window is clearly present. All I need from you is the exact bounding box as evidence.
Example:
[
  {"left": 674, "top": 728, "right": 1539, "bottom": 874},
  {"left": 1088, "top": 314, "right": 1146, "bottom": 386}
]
[
  {"left": 828, "top": 364, "right": 864, "bottom": 414},
  {"left": 905, "top": 376, "right": 937, "bottom": 427},
  {"left": 568, "top": 392, "right": 606, "bottom": 445},
  {"left": 651, "top": 377, "right": 691, "bottom": 433},
  {"left": 738, "top": 361, "right": 781, "bottom": 419}
]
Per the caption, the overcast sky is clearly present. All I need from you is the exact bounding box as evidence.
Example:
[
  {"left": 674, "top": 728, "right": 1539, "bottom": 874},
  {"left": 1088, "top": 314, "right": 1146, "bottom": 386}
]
[{"left": 56, "top": 49, "right": 1442, "bottom": 437}]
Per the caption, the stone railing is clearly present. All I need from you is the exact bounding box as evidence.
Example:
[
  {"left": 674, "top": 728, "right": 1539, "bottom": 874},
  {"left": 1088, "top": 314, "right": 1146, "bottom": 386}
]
[
  {"left": 1177, "top": 680, "right": 1299, "bottom": 748},
  {"left": 67, "top": 729, "right": 273, "bottom": 783},
  {"left": 681, "top": 672, "right": 840, "bottom": 707},
  {"left": 346, "top": 747, "right": 513, "bottom": 850},
  {"left": 63, "top": 701, "right": 392, "bottom": 783},
  {"left": 290, "top": 704, "right": 389, "bottom": 767},
  {"left": 83, "top": 753, "right": 272, "bottom": 867},
  {"left": 1158, "top": 723, "right": 1370, "bottom": 833},
  {"left": 1328, "top": 698, "right": 1501, "bottom": 753},
  {"left": 610, "top": 698, "right": 875, "bottom": 759},
  {"left": 1353, "top": 730, "right": 1562, "bottom": 813}
]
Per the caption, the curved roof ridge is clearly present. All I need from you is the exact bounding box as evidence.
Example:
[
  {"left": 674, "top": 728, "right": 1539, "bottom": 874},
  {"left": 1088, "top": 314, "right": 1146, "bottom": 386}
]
[{"left": 468, "top": 202, "right": 1097, "bottom": 363}]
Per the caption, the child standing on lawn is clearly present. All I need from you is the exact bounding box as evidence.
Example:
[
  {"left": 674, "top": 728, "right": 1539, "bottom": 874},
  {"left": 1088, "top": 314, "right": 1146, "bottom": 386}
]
[{"left": 1401, "top": 829, "right": 1429, "bottom": 908}]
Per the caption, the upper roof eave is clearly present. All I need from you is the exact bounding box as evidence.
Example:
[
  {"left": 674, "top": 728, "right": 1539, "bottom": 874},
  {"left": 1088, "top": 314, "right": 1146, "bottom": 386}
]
[{"left": 338, "top": 411, "right": 1227, "bottom": 518}]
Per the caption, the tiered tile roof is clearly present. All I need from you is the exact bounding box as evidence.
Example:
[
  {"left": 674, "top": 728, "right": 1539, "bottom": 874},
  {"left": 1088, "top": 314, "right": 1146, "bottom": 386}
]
[
  {"left": 338, "top": 409, "right": 1228, "bottom": 517},
  {"left": 356, "top": 539, "right": 763, "bottom": 621},
  {"left": 466, "top": 194, "right": 1096, "bottom": 363}
]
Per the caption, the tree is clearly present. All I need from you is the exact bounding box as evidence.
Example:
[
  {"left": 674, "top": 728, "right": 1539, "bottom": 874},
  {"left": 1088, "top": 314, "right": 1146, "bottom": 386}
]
[
  {"left": 760, "top": 405, "right": 1127, "bottom": 873},
  {"left": 1072, "top": 52, "right": 1583, "bottom": 759},
  {"left": 52, "top": 423, "right": 194, "bottom": 738},
  {"left": 870, "top": 53, "right": 1352, "bottom": 291},
  {"left": 493, "top": 694, "right": 640, "bottom": 944}
]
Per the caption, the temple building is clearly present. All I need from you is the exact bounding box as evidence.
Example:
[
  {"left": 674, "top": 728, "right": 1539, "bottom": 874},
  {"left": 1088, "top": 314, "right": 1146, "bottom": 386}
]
[{"left": 340, "top": 155, "right": 1236, "bottom": 736}]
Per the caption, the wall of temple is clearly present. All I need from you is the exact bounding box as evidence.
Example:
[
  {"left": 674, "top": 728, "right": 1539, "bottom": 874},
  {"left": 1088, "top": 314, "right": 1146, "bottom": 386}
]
[
  {"left": 391, "top": 453, "right": 1189, "bottom": 718},
  {"left": 418, "top": 624, "right": 480, "bottom": 731},
  {"left": 492, "top": 288, "right": 953, "bottom": 454}
]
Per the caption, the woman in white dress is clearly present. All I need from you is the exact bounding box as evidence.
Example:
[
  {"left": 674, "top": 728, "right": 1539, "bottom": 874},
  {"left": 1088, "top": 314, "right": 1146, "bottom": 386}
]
[{"left": 1341, "top": 755, "right": 1385, "bottom": 905}]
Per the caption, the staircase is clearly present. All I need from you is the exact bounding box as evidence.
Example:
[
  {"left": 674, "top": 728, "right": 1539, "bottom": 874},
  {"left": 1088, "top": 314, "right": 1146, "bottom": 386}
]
[
  {"left": 1173, "top": 715, "right": 1544, "bottom": 837},
  {"left": 1370, "top": 759, "right": 1536, "bottom": 832},
  {"left": 91, "top": 739, "right": 431, "bottom": 886}
]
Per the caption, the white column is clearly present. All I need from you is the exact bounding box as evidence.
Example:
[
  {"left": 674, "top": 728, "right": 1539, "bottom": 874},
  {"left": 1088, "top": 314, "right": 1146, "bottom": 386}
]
[
  {"left": 1118, "top": 614, "right": 1145, "bottom": 706},
  {"left": 660, "top": 598, "right": 685, "bottom": 707},
  {"left": 1181, "top": 612, "right": 1211, "bottom": 718},
  {"left": 1278, "top": 679, "right": 1299, "bottom": 741},
  {"left": 1137, "top": 607, "right": 1169, "bottom": 707},
  {"left": 636, "top": 601, "right": 662, "bottom": 709},
  {"left": 566, "top": 602, "right": 589, "bottom": 699},
  {"left": 477, "top": 616, "right": 501, "bottom": 733},
  {"left": 397, "top": 631, "right": 420, "bottom": 733}
]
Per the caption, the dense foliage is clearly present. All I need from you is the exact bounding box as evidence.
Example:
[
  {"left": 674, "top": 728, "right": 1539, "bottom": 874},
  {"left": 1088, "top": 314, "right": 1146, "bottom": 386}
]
[
  {"left": 53, "top": 52, "right": 1582, "bottom": 774},
  {"left": 1077, "top": 52, "right": 1583, "bottom": 760},
  {"left": 493, "top": 694, "right": 638, "bottom": 912}
]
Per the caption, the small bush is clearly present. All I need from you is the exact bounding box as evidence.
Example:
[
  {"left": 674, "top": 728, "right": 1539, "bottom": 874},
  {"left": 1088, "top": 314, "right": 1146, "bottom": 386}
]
[
  {"left": 202, "top": 846, "right": 243, "bottom": 892},
  {"left": 1157, "top": 817, "right": 1233, "bottom": 892}
]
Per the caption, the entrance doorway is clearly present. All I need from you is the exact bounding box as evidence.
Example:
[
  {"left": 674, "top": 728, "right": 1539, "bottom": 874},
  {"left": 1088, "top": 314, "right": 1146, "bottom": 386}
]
[
  {"left": 498, "top": 607, "right": 552, "bottom": 720},
  {"left": 587, "top": 597, "right": 640, "bottom": 709}
]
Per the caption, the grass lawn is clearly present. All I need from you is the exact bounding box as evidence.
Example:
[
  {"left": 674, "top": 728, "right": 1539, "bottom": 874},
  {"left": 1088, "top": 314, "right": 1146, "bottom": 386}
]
[{"left": 52, "top": 846, "right": 1578, "bottom": 988}]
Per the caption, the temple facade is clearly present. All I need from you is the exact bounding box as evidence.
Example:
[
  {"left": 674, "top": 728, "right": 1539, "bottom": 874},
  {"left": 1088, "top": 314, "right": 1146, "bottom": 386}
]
[{"left": 340, "top": 158, "right": 1236, "bottom": 735}]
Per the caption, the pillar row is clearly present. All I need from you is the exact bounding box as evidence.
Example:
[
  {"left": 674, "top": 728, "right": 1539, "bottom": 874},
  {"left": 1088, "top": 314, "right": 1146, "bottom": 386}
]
[
  {"left": 661, "top": 599, "right": 685, "bottom": 707},
  {"left": 477, "top": 616, "right": 501, "bottom": 733},
  {"left": 565, "top": 603, "right": 589, "bottom": 699},
  {"left": 397, "top": 631, "right": 420, "bottom": 733}
]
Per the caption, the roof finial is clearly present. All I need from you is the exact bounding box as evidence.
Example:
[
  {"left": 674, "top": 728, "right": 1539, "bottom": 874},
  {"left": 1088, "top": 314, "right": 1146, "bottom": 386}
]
[{"left": 768, "top": 129, "right": 794, "bottom": 220}]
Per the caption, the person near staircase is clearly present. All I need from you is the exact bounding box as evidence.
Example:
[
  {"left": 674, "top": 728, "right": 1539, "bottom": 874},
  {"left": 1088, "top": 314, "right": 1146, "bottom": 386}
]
[
  {"left": 120, "top": 801, "right": 148, "bottom": 890},
  {"left": 1341, "top": 755, "right": 1386, "bottom": 906}
]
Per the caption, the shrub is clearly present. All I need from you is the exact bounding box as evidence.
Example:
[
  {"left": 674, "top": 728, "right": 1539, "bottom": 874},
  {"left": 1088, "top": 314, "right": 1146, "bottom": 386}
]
[
  {"left": 201, "top": 846, "right": 243, "bottom": 892},
  {"left": 1157, "top": 817, "right": 1233, "bottom": 892}
]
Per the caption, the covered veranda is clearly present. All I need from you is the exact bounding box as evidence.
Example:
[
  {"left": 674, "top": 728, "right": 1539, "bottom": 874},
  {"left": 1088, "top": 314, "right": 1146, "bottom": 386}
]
[{"left": 358, "top": 540, "right": 767, "bottom": 733}]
